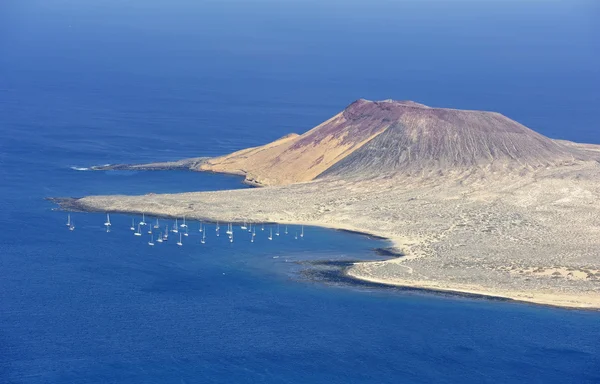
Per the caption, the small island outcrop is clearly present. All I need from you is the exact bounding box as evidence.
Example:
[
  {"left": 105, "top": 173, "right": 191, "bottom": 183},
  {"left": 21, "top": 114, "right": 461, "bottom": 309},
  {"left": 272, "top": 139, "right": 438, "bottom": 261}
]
[{"left": 53, "top": 99, "right": 600, "bottom": 308}]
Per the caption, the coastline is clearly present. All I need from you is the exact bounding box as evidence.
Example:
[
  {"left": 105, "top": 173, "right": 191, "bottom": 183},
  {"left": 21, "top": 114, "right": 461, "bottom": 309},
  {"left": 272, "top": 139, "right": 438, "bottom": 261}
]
[
  {"left": 49, "top": 195, "right": 600, "bottom": 310},
  {"left": 88, "top": 160, "right": 268, "bottom": 188},
  {"left": 325, "top": 226, "right": 600, "bottom": 310},
  {"left": 283, "top": 214, "right": 600, "bottom": 311},
  {"left": 340, "top": 231, "right": 600, "bottom": 310},
  {"left": 344, "top": 267, "right": 600, "bottom": 310}
]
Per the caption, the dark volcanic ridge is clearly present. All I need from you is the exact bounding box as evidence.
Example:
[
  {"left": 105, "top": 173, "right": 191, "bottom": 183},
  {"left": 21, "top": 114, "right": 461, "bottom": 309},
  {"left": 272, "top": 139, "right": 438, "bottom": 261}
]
[{"left": 90, "top": 157, "right": 208, "bottom": 172}]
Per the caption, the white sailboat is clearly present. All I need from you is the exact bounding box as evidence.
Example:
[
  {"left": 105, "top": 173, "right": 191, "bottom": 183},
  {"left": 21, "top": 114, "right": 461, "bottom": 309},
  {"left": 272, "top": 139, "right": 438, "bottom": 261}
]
[
  {"left": 261, "top": 224, "right": 265, "bottom": 231},
  {"left": 154, "top": 218, "right": 159, "bottom": 229},
  {"left": 300, "top": 225, "right": 304, "bottom": 238},
  {"left": 183, "top": 226, "right": 189, "bottom": 237},
  {"left": 171, "top": 219, "right": 179, "bottom": 233},
  {"left": 66, "top": 214, "right": 71, "bottom": 227},
  {"left": 157, "top": 232, "right": 163, "bottom": 243},
  {"left": 177, "top": 232, "right": 183, "bottom": 246},
  {"left": 268, "top": 228, "right": 273, "bottom": 241},
  {"left": 252, "top": 226, "right": 256, "bottom": 238},
  {"left": 130, "top": 218, "right": 135, "bottom": 231},
  {"left": 199, "top": 222, "right": 203, "bottom": 232},
  {"left": 104, "top": 213, "right": 111, "bottom": 227},
  {"left": 148, "top": 234, "right": 154, "bottom": 246},
  {"left": 295, "top": 231, "right": 298, "bottom": 240},
  {"left": 163, "top": 225, "right": 169, "bottom": 241},
  {"left": 284, "top": 225, "right": 288, "bottom": 235},
  {"left": 134, "top": 223, "right": 142, "bottom": 236},
  {"left": 226, "top": 222, "right": 233, "bottom": 235},
  {"left": 201, "top": 227, "right": 206, "bottom": 244},
  {"left": 147, "top": 226, "right": 152, "bottom": 234},
  {"left": 140, "top": 213, "right": 146, "bottom": 226},
  {"left": 69, "top": 220, "right": 75, "bottom": 231},
  {"left": 230, "top": 232, "right": 234, "bottom": 243},
  {"left": 180, "top": 216, "right": 187, "bottom": 228},
  {"left": 248, "top": 223, "right": 252, "bottom": 232},
  {"left": 241, "top": 221, "right": 247, "bottom": 230},
  {"left": 276, "top": 224, "right": 280, "bottom": 236},
  {"left": 250, "top": 230, "right": 254, "bottom": 243}
]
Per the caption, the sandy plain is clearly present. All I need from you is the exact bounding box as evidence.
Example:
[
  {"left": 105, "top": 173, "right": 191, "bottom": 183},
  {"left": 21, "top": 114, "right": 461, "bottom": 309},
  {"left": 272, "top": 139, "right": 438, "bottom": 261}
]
[{"left": 61, "top": 160, "right": 600, "bottom": 309}]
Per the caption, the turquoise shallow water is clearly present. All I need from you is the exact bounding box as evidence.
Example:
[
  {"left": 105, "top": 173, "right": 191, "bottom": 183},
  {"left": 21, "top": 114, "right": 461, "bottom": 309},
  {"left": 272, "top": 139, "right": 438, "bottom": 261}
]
[{"left": 1, "top": 0, "right": 599, "bottom": 382}]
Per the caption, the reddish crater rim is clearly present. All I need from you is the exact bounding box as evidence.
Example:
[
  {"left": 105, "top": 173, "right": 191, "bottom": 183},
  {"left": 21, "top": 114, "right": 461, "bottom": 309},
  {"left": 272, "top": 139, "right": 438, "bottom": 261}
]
[{"left": 347, "top": 99, "right": 501, "bottom": 115}]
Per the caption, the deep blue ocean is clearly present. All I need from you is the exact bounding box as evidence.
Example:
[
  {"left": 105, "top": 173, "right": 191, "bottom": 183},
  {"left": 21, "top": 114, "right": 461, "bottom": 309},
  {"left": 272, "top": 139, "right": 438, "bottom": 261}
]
[{"left": 1, "top": 1, "right": 599, "bottom": 383}]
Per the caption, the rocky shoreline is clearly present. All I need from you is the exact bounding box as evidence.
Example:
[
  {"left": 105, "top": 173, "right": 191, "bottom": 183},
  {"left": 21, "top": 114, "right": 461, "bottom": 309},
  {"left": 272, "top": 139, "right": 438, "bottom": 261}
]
[{"left": 89, "top": 157, "right": 209, "bottom": 172}]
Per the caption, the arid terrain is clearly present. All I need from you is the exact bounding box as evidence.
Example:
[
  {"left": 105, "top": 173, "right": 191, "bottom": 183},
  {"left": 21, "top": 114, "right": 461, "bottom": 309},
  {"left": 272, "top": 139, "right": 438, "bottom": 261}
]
[{"left": 57, "top": 99, "right": 600, "bottom": 308}]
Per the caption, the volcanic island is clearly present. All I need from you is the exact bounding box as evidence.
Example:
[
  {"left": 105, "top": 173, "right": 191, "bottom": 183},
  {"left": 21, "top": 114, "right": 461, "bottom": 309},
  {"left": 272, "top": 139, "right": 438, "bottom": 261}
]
[{"left": 54, "top": 99, "right": 600, "bottom": 309}]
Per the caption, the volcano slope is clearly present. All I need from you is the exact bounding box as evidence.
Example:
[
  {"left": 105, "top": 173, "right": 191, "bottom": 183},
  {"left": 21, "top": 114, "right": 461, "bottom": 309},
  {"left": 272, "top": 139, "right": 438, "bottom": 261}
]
[{"left": 63, "top": 99, "right": 600, "bottom": 308}]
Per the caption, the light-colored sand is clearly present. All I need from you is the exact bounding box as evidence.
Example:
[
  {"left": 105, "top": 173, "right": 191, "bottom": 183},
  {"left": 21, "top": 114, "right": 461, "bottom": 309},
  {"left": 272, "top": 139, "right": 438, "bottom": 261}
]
[
  {"left": 69, "top": 160, "right": 600, "bottom": 309},
  {"left": 345, "top": 269, "right": 600, "bottom": 309}
]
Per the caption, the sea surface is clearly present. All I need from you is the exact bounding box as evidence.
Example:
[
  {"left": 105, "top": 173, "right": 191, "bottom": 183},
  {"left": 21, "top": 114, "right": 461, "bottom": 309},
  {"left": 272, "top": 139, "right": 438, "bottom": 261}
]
[{"left": 1, "top": 0, "right": 599, "bottom": 383}]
